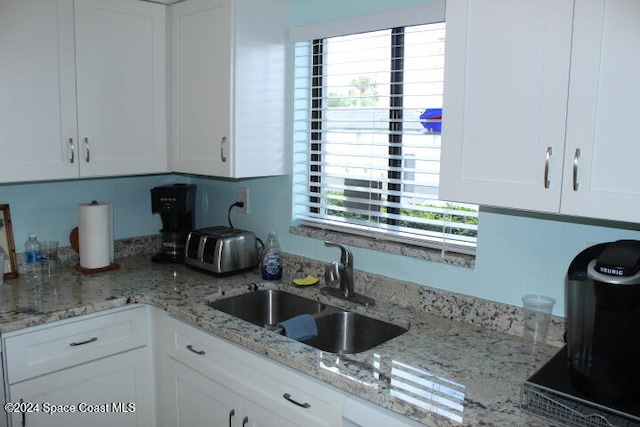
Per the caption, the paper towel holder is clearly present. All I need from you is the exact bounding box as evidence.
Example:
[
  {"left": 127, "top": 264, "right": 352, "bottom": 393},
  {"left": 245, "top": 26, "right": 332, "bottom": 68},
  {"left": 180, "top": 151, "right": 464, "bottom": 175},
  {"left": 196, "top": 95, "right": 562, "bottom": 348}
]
[
  {"left": 72, "top": 199, "right": 121, "bottom": 274},
  {"left": 70, "top": 227, "right": 121, "bottom": 274},
  {"left": 74, "top": 263, "right": 120, "bottom": 274}
]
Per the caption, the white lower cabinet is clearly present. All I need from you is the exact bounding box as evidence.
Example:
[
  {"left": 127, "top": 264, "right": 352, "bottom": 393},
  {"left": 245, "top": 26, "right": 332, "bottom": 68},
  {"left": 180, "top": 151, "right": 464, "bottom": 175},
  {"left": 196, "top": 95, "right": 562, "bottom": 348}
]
[
  {"left": 342, "top": 397, "right": 426, "bottom": 427},
  {"left": 160, "top": 357, "right": 240, "bottom": 427},
  {"left": 160, "top": 358, "right": 297, "bottom": 427},
  {"left": 154, "top": 311, "right": 344, "bottom": 427},
  {"left": 8, "top": 348, "right": 151, "bottom": 427},
  {"left": 2, "top": 305, "right": 421, "bottom": 427},
  {"left": 2, "top": 305, "right": 154, "bottom": 427}
]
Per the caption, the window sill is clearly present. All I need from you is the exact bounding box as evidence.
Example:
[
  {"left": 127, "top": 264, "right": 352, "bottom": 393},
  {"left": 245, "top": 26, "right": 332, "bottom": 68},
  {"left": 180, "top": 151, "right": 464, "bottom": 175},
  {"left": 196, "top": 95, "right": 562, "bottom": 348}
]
[{"left": 289, "top": 225, "right": 475, "bottom": 269}]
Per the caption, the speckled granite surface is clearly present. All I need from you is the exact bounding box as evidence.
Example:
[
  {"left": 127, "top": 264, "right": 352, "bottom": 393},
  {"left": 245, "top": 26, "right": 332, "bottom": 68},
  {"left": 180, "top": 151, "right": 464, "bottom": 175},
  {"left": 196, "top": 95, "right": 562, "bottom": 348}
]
[
  {"left": 1, "top": 248, "right": 560, "bottom": 426},
  {"left": 289, "top": 225, "right": 476, "bottom": 268}
]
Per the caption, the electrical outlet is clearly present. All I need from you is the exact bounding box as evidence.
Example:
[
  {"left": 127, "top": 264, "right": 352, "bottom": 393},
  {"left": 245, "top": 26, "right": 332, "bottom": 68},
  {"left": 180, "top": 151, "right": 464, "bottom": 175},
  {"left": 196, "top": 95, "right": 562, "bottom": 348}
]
[{"left": 237, "top": 187, "right": 249, "bottom": 214}]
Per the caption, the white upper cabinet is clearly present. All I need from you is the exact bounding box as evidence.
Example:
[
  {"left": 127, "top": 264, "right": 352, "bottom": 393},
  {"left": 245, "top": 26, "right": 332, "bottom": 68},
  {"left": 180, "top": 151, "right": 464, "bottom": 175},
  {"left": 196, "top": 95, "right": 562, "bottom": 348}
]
[
  {"left": 440, "top": 0, "right": 640, "bottom": 223},
  {"left": 0, "top": 0, "right": 167, "bottom": 183},
  {"left": 560, "top": 0, "right": 640, "bottom": 222},
  {"left": 0, "top": 0, "right": 78, "bottom": 181},
  {"left": 169, "top": 0, "right": 287, "bottom": 178},
  {"left": 74, "top": 0, "right": 168, "bottom": 177},
  {"left": 439, "top": 0, "right": 574, "bottom": 212}
]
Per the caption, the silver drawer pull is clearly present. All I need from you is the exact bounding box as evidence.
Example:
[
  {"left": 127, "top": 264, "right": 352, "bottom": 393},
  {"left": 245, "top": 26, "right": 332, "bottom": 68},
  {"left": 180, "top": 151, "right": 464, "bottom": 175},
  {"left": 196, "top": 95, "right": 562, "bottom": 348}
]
[
  {"left": 69, "top": 337, "right": 98, "bottom": 347},
  {"left": 220, "top": 136, "right": 228, "bottom": 162},
  {"left": 283, "top": 392, "right": 311, "bottom": 408},
  {"left": 543, "top": 146, "right": 552, "bottom": 189},
  {"left": 228, "top": 409, "right": 235, "bottom": 427},
  {"left": 84, "top": 137, "right": 90, "bottom": 162},
  {"left": 186, "top": 344, "right": 205, "bottom": 355},
  {"left": 20, "top": 398, "right": 25, "bottom": 426},
  {"left": 573, "top": 148, "right": 581, "bottom": 191},
  {"left": 69, "top": 138, "right": 75, "bottom": 164}
]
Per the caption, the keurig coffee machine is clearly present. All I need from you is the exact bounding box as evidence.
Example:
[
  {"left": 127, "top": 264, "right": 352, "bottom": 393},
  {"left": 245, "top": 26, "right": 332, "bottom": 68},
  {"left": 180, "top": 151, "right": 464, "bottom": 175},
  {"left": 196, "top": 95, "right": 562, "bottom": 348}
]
[
  {"left": 521, "top": 240, "right": 640, "bottom": 425},
  {"left": 151, "top": 183, "right": 196, "bottom": 263},
  {"left": 566, "top": 239, "right": 640, "bottom": 406}
]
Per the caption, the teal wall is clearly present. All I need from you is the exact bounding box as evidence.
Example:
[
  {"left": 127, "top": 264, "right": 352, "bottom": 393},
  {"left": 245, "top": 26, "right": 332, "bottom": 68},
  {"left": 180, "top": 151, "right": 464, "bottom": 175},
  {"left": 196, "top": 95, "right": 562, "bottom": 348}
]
[
  {"left": 1, "top": 175, "right": 170, "bottom": 245},
  {"left": 2, "top": 0, "right": 639, "bottom": 318}
]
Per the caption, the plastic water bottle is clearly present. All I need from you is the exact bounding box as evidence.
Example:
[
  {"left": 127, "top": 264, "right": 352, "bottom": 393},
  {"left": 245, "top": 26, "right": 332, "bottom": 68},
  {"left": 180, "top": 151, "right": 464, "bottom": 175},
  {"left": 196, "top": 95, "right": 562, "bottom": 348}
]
[
  {"left": 261, "top": 230, "right": 282, "bottom": 281},
  {"left": 24, "top": 233, "right": 41, "bottom": 282}
]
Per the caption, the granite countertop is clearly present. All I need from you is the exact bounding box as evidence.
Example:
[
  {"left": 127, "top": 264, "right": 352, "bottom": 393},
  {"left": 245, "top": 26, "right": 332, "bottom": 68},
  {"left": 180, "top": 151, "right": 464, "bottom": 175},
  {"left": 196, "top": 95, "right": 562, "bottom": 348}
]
[{"left": 0, "top": 255, "right": 558, "bottom": 427}]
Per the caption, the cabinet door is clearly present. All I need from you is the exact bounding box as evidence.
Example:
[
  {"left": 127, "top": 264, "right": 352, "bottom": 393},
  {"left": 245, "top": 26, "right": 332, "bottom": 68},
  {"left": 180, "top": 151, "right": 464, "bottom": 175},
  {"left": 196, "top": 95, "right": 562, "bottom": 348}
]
[
  {"left": 157, "top": 356, "right": 298, "bottom": 427},
  {"left": 229, "top": 0, "right": 287, "bottom": 178},
  {"left": 169, "top": 0, "right": 233, "bottom": 177},
  {"left": 169, "top": 0, "right": 286, "bottom": 178},
  {"left": 74, "top": 0, "right": 167, "bottom": 177},
  {"left": 242, "top": 399, "right": 297, "bottom": 427},
  {"left": 157, "top": 357, "right": 240, "bottom": 427},
  {"left": 0, "top": 0, "right": 78, "bottom": 182},
  {"left": 343, "top": 397, "right": 424, "bottom": 427},
  {"left": 439, "top": 0, "right": 574, "bottom": 211},
  {"left": 8, "top": 347, "right": 154, "bottom": 427},
  {"left": 561, "top": 0, "right": 640, "bottom": 222}
]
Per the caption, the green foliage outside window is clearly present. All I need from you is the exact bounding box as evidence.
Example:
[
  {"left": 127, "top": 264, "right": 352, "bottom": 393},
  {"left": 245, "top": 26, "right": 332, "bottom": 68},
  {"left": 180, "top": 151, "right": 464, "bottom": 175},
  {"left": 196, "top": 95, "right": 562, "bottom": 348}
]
[
  {"left": 325, "top": 191, "right": 478, "bottom": 238},
  {"left": 328, "top": 77, "right": 379, "bottom": 108}
]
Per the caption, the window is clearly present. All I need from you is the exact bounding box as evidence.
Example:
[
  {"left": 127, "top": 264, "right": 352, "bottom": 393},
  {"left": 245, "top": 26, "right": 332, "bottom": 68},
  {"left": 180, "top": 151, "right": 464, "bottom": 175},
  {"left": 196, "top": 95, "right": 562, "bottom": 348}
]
[{"left": 292, "top": 20, "right": 478, "bottom": 255}]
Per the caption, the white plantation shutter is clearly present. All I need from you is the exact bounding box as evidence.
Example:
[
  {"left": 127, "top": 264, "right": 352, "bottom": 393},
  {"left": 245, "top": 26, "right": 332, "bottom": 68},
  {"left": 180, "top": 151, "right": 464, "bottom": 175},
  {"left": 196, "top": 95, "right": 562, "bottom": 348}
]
[{"left": 292, "top": 22, "right": 478, "bottom": 255}]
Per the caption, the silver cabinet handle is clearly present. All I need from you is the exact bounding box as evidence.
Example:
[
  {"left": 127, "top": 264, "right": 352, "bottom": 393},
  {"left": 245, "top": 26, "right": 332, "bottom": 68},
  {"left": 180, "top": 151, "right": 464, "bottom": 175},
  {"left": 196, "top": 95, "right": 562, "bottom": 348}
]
[
  {"left": 220, "top": 136, "right": 228, "bottom": 162},
  {"left": 186, "top": 344, "right": 205, "bottom": 355},
  {"left": 283, "top": 392, "right": 311, "bottom": 408},
  {"left": 573, "top": 148, "right": 581, "bottom": 191},
  {"left": 84, "top": 137, "right": 90, "bottom": 162},
  {"left": 242, "top": 416, "right": 249, "bottom": 426},
  {"left": 69, "top": 337, "right": 97, "bottom": 347},
  {"left": 20, "top": 398, "right": 25, "bottom": 426},
  {"left": 69, "top": 138, "right": 75, "bottom": 164},
  {"left": 543, "top": 146, "right": 552, "bottom": 189},
  {"left": 228, "top": 409, "right": 235, "bottom": 427}
]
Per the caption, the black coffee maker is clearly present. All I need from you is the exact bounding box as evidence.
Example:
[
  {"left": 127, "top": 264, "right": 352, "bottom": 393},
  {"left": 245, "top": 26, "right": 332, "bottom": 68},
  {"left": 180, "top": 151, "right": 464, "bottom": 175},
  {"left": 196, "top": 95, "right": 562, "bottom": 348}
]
[
  {"left": 151, "top": 183, "right": 197, "bottom": 263},
  {"left": 566, "top": 239, "right": 640, "bottom": 406}
]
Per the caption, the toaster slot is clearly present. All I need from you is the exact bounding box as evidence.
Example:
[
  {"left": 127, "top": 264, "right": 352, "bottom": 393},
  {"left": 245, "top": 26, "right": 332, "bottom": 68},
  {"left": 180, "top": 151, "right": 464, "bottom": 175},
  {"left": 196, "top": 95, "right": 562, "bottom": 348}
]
[
  {"left": 186, "top": 233, "right": 201, "bottom": 260},
  {"left": 202, "top": 236, "right": 220, "bottom": 264}
]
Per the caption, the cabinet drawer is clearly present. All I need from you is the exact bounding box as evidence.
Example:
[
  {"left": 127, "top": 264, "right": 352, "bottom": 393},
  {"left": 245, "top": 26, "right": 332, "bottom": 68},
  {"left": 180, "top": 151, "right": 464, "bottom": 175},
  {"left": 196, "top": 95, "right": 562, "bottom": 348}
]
[
  {"left": 4, "top": 305, "right": 149, "bottom": 384},
  {"left": 245, "top": 359, "right": 345, "bottom": 427},
  {"left": 160, "top": 314, "right": 344, "bottom": 427}
]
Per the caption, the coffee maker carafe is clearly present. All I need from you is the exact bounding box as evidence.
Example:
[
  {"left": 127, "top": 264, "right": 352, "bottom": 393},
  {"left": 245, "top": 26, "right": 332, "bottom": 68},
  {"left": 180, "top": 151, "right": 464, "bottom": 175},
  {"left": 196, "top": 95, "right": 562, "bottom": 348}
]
[
  {"left": 566, "top": 239, "right": 640, "bottom": 406},
  {"left": 151, "top": 183, "right": 196, "bottom": 263}
]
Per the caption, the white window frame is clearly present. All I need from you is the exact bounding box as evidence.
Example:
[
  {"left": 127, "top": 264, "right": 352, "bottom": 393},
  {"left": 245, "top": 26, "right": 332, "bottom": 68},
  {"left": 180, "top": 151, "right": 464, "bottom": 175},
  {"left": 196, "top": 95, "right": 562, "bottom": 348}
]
[{"left": 290, "top": 2, "right": 478, "bottom": 262}]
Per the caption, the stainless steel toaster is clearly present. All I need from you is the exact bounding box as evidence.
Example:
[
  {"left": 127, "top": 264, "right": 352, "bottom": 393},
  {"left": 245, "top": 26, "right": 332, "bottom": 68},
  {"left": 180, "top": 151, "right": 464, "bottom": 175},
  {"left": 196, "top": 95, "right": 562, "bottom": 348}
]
[{"left": 184, "top": 226, "right": 259, "bottom": 274}]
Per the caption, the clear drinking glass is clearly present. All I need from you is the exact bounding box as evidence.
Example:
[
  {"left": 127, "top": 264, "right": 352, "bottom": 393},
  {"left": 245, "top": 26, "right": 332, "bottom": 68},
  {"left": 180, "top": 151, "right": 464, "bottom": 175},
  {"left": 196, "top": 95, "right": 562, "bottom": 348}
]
[
  {"left": 522, "top": 294, "right": 556, "bottom": 344},
  {"left": 40, "top": 241, "right": 59, "bottom": 278}
]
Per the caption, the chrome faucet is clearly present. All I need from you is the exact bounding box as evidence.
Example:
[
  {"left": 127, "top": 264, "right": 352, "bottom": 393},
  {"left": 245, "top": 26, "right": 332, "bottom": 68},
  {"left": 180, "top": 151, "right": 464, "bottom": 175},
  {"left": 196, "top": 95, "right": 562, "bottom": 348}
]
[
  {"left": 322, "top": 241, "right": 374, "bottom": 306},
  {"left": 324, "top": 241, "right": 355, "bottom": 298}
]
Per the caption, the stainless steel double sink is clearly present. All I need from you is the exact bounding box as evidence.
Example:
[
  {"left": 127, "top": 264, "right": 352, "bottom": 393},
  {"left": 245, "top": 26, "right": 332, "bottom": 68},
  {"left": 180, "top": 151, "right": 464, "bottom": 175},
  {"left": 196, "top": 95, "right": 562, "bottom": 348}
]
[{"left": 207, "top": 289, "right": 408, "bottom": 354}]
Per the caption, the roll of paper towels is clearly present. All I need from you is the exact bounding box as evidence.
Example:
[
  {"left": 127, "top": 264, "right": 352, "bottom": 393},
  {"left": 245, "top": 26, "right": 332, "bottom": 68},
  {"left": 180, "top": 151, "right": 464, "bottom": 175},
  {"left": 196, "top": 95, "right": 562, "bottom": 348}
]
[{"left": 78, "top": 201, "right": 114, "bottom": 269}]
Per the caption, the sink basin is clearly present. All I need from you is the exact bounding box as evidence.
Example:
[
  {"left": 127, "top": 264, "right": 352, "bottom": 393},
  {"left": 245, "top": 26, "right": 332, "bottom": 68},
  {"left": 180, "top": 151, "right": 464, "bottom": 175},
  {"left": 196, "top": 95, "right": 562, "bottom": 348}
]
[
  {"left": 207, "top": 289, "right": 325, "bottom": 328},
  {"left": 303, "top": 311, "right": 408, "bottom": 355},
  {"left": 208, "top": 290, "right": 408, "bottom": 354}
]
